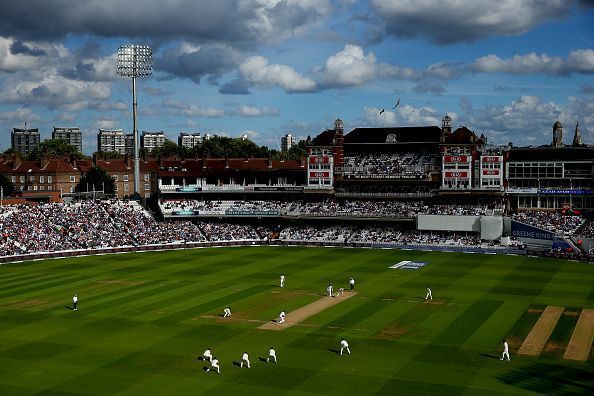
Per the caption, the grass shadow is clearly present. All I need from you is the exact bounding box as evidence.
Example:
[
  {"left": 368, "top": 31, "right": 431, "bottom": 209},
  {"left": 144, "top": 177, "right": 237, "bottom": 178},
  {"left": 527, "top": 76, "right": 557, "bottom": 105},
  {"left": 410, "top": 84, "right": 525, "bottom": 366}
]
[{"left": 328, "top": 348, "right": 341, "bottom": 355}]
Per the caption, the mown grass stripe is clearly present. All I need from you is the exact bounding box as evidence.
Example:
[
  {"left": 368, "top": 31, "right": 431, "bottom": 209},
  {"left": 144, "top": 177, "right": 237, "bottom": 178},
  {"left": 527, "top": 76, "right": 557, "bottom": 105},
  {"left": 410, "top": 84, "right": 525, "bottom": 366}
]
[{"left": 152, "top": 285, "right": 269, "bottom": 324}]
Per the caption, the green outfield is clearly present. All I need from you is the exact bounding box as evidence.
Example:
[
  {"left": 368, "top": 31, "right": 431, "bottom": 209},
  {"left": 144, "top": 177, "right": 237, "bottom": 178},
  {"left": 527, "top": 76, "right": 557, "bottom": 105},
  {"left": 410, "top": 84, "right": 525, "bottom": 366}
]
[{"left": 0, "top": 246, "right": 593, "bottom": 395}]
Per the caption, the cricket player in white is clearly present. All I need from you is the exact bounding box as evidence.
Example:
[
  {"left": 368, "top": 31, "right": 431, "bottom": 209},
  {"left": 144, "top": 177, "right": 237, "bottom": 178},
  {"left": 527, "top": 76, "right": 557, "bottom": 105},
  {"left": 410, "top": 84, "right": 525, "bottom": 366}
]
[
  {"left": 223, "top": 306, "right": 231, "bottom": 317},
  {"left": 340, "top": 339, "right": 351, "bottom": 355},
  {"left": 278, "top": 310, "right": 286, "bottom": 324},
  {"left": 500, "top": 339, "right": 510, "bottom": 361},
  {"left": 241, "top": 352, "right": 250, "bottom": 368},
  {"left": 336, "top": 287, "right": 344, "bottom": 297},
  {"left": 327, "top": 284, "right": 333, "bottom": 297},
  {"left": 267, "top": 347, "right": 277, "bottom": 363},
  {"left": 203, "top": 348, "right": 213, "bottom": 362},
  {"left": 72, "top": 293, "right": 78, "bottom": 311},
  {"left": 425, "top": 288, "right": 433, "bottom": 300},
  {"left": 280, "top": 274, "right": 285, "bottom": 288},
  {"left": 207, "top": 357, "right": 220, "bottom": 373},
  {"left": 349, "top": 277, "right": 355, "bottom": 291}
]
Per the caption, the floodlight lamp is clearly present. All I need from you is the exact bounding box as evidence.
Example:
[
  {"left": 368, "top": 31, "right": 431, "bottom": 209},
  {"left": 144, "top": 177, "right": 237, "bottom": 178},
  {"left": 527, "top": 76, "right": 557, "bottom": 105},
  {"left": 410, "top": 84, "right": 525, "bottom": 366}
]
[{"left": 116, "top": 44, "right": 153, "bottom": 78}]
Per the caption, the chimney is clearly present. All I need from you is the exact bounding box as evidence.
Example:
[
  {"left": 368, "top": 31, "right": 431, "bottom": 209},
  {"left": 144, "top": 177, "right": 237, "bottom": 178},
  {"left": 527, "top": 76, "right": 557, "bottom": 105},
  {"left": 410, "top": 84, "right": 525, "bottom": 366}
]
[
  {"left": 158, "top": 154, "right": 163, "bottom": 167},
  {"left": 70, "top": 154, "right": 77, "bottom": 169},
  {"left": 11, "top": 153, "right": 22, "bottom": 170},
  {"left": 300, "top": 157, "right": 306, "bottom": 168},
  {"left": 124, "top": 153, "right": 131, "bottom": 168},
  {"left": 41, "top": 152, "right": 50, "bottom": 169},
  {"left": 225, "top": 156, "right": 229, "bottom": 169},
  {"left": 268, "top": 153, "right": 273, "bottom": 169}
]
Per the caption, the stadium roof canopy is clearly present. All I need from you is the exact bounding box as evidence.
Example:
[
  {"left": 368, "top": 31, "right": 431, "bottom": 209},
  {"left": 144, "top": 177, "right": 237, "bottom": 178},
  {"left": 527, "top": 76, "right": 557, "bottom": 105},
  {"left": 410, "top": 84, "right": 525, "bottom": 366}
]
[
  {"left": 507, "top": 147, "right": 594, "bottom": 161},
  {"left": 344, "top": 126, "right": 441, "bottom": 144}
]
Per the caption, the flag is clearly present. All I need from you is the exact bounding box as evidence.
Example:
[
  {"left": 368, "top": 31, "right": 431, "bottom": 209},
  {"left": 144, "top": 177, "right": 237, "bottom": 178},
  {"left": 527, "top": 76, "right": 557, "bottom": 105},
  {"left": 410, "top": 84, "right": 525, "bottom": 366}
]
[
  {"left": 392, "top": 98, "right": 400, "bottom": 109},
  {"left": 379, "top": 108, "right": 385, "bottom": 115}
]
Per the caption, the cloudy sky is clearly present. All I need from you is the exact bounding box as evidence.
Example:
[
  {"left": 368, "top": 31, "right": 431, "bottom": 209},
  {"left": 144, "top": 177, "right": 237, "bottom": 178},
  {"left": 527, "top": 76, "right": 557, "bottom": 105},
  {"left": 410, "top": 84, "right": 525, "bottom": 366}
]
[{"left": 1, "top": 0, "right": 593, "bottom": 154}]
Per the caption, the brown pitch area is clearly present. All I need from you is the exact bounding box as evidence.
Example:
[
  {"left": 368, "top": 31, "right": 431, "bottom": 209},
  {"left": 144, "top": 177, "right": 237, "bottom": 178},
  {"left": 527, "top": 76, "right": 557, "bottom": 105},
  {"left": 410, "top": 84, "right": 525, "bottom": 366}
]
[
  {"left": 258, "top": 292, "right": 358, "bottom": 331},
  {"left": 563, "top": 308, "right": 594, "bottom": 361},
  {"left": 517, "top": 305, "right": 564, "bottom": 356}
]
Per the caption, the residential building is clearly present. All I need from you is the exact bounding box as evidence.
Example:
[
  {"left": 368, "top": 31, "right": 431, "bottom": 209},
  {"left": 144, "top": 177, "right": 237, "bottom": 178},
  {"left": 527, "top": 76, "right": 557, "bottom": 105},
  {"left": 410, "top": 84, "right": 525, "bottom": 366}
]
[
  {"left": 281, "top": 133, "right": 294, "bottom": 152},
  {"left": 178, "top": 132, "right": 202, "bottom": 148},
  {"left": 11, "top": 128, "right": 40, "bottom": 156},
  {"left": 141, "top": 131, "right": 166, "bottom": 152},
  {"left": 53, "top": 127, "right": 83, "bottom": 153},
  {"left": 97, "top": 129, "right": 126, "bottom": 154}
]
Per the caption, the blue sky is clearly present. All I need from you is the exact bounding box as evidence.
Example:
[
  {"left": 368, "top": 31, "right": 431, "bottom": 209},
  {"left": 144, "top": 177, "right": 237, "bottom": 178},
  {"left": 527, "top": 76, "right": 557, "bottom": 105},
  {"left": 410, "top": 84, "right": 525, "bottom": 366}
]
[{"left": 0, "top": 0, "right": 593, "bottom": 154}]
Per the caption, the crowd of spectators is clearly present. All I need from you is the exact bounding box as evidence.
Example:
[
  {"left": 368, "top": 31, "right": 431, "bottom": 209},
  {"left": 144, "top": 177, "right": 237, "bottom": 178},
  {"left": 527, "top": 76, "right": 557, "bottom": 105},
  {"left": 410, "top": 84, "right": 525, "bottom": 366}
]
[
  {"left": 511, "top": 211, "right": 585, "bottom": 235},
  {"left": 575, "top": 220, "right": 594, "bottom": 238},
  {"left": 196, "top": 222, "right": 260, "bottom": 241},
  {"left": 4, "top": 200, "right": 594, "bottom": 260},
  {"left": 343, "top": 152, "right": 438, "bottom": 179},
  {"left": 161, "top": 199, "right": 508, "bottom": 219},
  {"left": 0, "top": 201, "right": 207, "bottom": 256}
]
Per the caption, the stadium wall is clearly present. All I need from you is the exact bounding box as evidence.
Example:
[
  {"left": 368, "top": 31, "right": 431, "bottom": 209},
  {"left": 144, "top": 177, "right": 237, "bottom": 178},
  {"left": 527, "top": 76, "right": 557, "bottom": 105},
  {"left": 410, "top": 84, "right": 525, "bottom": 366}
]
[
  {"left": 417, "top": 215, "right": 481, "bottom": 232},
  {"left": 0, "top": 240, "right": 527, "bottom": 264}
]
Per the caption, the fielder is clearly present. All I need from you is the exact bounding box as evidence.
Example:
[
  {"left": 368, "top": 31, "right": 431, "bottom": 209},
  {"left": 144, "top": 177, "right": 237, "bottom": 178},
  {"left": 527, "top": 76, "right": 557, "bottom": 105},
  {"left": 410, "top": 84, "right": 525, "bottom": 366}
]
[
  {"left": 267, "top": 347, "right": 277, "bottom": 363},
  {"left": 278, "top": 310, "right": 286, "bottom": 324},
  {"left": 280, "top": 274, "right": 285, "bottom": 288},
  {"left": 425, "top": 288, "right": 433, "bottom": 300},
  {"left": 349, "top": 277, "right": 355, "bottom": 291},
  {"left": 207, "top": 357, "right": 220, "bottom": 373},
  {"left": 241, "top": 352, "right": 250, "bottom": 368},
  {"left": 500, "top": 339, "right": 510, "bottom": 361},
  {"left": 327, "top": 284, "right": 333, "bottom": 297},
  {"left": 72, "top": 292, "right": 78, "bottom": 311},
  {"left": 203, "top": 348, "right": 213, "bottom": 362},
  {"left": 223, "top": 306, "right": 231, "bottom": 317},
  {"left": 340, "top": 338, "right": 351, "bottom": 355}
]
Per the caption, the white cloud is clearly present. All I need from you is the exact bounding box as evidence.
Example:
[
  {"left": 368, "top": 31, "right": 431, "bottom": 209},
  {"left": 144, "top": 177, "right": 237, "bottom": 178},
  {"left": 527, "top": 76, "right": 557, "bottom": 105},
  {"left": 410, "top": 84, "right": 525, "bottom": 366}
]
[
  {"left": 472, "top": 50, "right": 594, "bottom": 75},
  {"left": 55, "top": 112, "right": 77, "bottom": 122},
  {"left": 361, "top": 104, "right": 445, "bottom": 128},
  {"left": 163, "top": 99, "right": 225, "bottom": 118},
  {"left": 371, "top": 0, "right": 570, "bottom": 44},
  {"left": 315, "top": 44, "right": 462, "bottom": 88},
  {"left": 236, "top": 104, "right": 279, "bottom": 117},
  {"left": 0, "top": 107, "right": 42, "bottom": 122},
  {"left": 240, "top": 55, "right": 317, "bottom": 92}
]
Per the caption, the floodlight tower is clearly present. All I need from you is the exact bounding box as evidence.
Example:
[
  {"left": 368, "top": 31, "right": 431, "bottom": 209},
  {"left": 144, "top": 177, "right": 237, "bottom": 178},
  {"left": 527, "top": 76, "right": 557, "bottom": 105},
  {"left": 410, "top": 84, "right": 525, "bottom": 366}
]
[{"left": 117, "top": 45, "right": 153, "bottom": 199}]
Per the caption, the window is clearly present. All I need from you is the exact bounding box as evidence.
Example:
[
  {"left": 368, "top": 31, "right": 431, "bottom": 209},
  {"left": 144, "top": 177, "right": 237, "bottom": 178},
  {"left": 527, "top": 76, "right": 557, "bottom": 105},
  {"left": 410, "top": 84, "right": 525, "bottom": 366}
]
[
  {"left": 124, "top": 184, "right": 129, "bottom": 192},
  {"left": 29, "top": 175, "right": 35, "bottom": 182},
  {"left": 144, "top": 183, "right": 150, "bottom": 191},
  {"left": 113, "top": 175, "right": 118, "bottom": 182},
  {"left": 11, "top": 176, "right": 16, "bottom": 183},
  {"left": 144, "top": 174, "right": 150, "bottom": 181},
  {"left": 123, "top": 175, "right": 129, "bottom": 182},
  {"left": 40, "top": 175, "right": 45, "bottom": 183},
  {"left": 39, "top": 185, "right": 45, "bottom": 191},
  {"left": 20, "top": 176, "right": 25, "bottom": 183},
  {"left": 47, "top": 176, "right": 53, "bottom": 183},
  {"left": 70, "top": 176, "right": 76, "bottom": 183}
]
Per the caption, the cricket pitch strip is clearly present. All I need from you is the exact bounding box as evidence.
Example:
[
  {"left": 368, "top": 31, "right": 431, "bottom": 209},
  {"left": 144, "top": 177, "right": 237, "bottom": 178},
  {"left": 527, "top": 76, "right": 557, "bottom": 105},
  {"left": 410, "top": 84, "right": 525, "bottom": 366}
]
[{"left": 258, "top": 292, "right": 359, "bottom": 331}]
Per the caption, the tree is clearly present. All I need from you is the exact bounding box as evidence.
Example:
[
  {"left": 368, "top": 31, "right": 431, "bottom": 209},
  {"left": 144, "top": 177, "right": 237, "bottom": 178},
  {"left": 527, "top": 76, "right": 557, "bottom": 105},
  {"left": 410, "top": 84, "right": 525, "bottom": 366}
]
[
  {"left": 0, "top": 173, "right": 15, "bottom": 196},
  {"left": 75, "top": 166, "right": 116, "bottom": 195},
  {"left": 27, "top": 139, "right": 83, "bottom": 161},
  {"left": 95, "top": 150, "right": 123, "bottom": 160},
  {"left": 150, "top": 139, "right": 189, "bottom": 157}
]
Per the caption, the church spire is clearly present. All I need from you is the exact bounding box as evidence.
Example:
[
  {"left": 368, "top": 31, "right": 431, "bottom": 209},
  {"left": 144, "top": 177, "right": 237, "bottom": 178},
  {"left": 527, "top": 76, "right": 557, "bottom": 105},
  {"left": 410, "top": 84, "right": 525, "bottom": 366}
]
[{"left": 572, "top": 120, "right": 583, "bottom": 147}]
